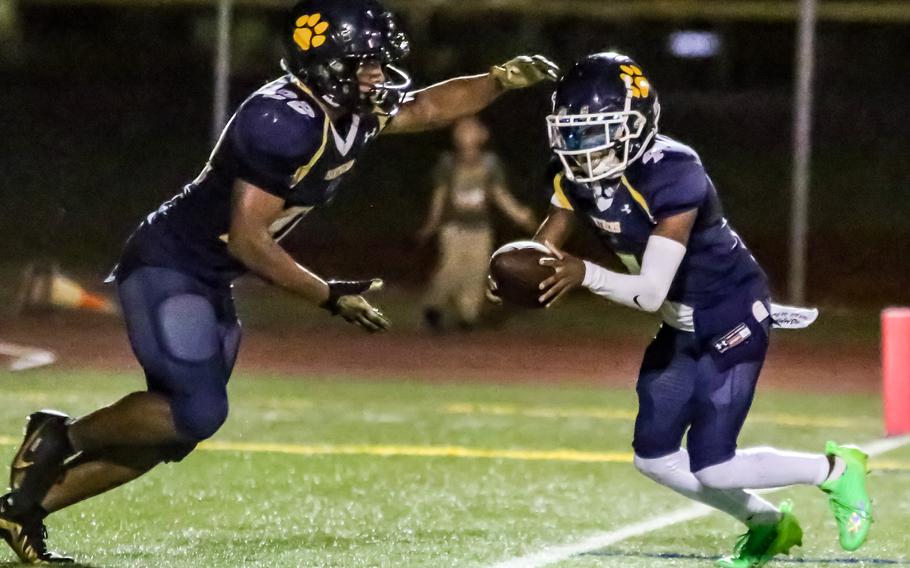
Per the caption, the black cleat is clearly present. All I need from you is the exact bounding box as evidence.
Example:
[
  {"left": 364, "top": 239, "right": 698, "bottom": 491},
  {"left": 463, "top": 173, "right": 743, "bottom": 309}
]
[
  {"left": 0, "top": 496, "right": 72, "bottom": 564},
  {"left": 9, "top": 411, "right": 74, "bottom": 511}
]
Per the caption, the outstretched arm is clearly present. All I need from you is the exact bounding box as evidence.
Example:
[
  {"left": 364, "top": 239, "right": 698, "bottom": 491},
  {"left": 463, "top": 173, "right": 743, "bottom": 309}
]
[
  {"left": 538, "top": 209, "right": 697, "bottom": 309},
  {"left": 384, "top": 55, "right": 558, "bottom": 134}
]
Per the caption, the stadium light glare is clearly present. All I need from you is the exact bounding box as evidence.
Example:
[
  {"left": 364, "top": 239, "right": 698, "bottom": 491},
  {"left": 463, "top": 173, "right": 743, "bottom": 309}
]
[{"left": 667, "top": 30, "right": 721, "bottom": 58}]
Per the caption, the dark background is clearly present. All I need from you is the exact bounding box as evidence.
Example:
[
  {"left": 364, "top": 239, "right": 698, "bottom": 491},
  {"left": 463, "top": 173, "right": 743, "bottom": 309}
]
[{"left": 1, "top": 3, "right": 907, "bottom": 305}]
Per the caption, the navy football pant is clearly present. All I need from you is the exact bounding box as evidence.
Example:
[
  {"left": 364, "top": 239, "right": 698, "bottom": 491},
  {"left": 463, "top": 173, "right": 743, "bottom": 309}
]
[
  {"left": 633, "top": 324, "right": 767, "bottom": 473},
  {"left": 118, "top": 267, "right": 241, "bottom": 443}
]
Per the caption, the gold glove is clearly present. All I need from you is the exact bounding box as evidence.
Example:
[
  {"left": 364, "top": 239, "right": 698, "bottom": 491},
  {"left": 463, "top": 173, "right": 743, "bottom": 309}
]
[
  {"left": 490, "top": 55, "right": 560, "bottom": 90},
  {"left": 335, "top": 295, "right": 391, "bottom": 333},
  {"left": 323, "top": 278, "right": 391, "bottom": 333}
]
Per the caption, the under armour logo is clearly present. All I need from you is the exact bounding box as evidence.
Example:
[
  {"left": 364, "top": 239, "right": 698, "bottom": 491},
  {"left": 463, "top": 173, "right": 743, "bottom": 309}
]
[
  {"left": 621, "top": 204, "right": 632, "bottom": 214},
  {"left": 643, "top": 147, "right": 665, "bottom": 164}
]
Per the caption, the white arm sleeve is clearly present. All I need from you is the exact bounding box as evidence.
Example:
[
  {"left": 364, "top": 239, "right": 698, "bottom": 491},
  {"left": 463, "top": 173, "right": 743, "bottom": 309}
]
[{"left": 581, "top": 235, "right": 687, "bottom": 312}]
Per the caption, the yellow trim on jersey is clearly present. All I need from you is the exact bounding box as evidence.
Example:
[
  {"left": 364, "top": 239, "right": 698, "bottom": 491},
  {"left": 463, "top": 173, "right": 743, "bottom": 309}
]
[
  {"left": 551, "top": 173, "right": 574, "bottom": 210},
  {"left": 291, "top": 114, "right": 330, "bottom": 186},
  {"left": 285, "top": 74, "right": 331, "bottom": 185},
  {"left": 620, "top": 175, "right": 654, "bottom": 223}
]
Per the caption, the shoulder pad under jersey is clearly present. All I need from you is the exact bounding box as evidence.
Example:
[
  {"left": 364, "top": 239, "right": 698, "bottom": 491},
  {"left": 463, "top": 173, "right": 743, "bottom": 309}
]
[
  {"left": 625, "top": 135, "right": 708, "bottom": 220},
  {"left": 233, "top": 93, "right": 327, "bottom": 165}
]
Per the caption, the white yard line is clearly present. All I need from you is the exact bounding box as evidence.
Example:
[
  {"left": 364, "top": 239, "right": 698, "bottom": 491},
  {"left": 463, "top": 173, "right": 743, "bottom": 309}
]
[{"left": 487, "top": 435, "right": 910, "bottom": 568}]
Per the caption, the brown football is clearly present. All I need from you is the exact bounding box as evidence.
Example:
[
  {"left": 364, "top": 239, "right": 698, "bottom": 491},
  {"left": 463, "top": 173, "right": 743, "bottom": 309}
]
[{"left": 489, "top": 241, "right": 555, "bottom": 309}]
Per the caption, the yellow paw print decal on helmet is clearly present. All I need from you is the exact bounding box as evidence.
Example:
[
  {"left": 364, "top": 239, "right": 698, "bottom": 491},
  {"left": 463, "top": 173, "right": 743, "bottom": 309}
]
[
  {"left": 293, "top": 13, "right": 329, "bottom": 51},
  {"left": 619, "top": 64, "right": 650, "bottom": 98}
]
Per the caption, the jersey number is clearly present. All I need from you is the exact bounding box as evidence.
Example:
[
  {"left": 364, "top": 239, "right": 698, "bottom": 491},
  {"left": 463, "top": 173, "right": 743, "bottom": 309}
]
[
  {"left": 261, "top": 85, "right": 316, "bottom": 117},
  {"left": 219, "top": 205, "right": 313, "bottom": 244}
]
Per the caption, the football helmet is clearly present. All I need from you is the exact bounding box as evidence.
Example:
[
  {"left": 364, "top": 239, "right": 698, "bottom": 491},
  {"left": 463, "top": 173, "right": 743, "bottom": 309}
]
[
  {"left": 282, "top": 0, "right": 411, "bottom": 114},
  {"left": 547, "top": 52, "right": 660, "bottom": 182}
]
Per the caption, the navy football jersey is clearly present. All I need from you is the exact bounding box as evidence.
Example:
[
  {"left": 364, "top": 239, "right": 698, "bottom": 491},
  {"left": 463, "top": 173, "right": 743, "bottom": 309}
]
[
  {"left": 551, "top": 135, "right": 768, "bottom": 317},
  {"left": 114, "top": 75, "right": 387, "bottom": 285}
]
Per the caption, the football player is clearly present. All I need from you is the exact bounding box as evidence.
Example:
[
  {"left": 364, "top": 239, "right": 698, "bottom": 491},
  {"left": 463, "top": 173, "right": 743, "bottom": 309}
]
[
  {"left": 526, "top": 53, "right": 871, "bottom": 567},
  {"left": 0, "top": 0, "right": 558, "bottom": 562}
]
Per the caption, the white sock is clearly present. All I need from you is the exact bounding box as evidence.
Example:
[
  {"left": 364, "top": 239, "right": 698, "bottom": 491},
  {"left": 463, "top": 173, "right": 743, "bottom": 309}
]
[
  {"left": 634, "top": 450, "right": 781, "bottom": 525},
  {"left": 694, "top": 447, "right": 830, "bottom": 490},
  {"left": 827, "top": 456, "right": 847, "bottom": 481}
]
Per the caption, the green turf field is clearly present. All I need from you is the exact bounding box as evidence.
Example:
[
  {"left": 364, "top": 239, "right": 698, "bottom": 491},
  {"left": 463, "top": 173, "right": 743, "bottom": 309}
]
[{"left": 0, "top": 370, "right": 906, "bottom": 567}]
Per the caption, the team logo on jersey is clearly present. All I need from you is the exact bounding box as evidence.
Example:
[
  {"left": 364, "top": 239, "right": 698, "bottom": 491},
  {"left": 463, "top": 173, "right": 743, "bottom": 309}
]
[
  {"left": 619, "top": 65, "right": 650, "bottom": 99},
  {"left": 593, "top": 183, "right": 616, "bottom": 212},
  {"left": 642, "top": 146, "right": 665, "bottom": 164},
  {"left": 293, "top": 13, "right": 329, "bottom": 51}
]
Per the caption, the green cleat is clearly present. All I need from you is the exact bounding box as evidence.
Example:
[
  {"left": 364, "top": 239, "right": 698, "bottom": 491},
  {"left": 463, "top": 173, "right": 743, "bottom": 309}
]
[
  {"left": 716, "top": 500, "right": 803, "bottom": 568},
  {"left": 819, "top": 441, "right": 873, "bottom": 551}
]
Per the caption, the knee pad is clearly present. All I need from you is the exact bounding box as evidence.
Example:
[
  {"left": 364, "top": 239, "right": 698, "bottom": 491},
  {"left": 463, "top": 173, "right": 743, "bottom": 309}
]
[
  {"left": 154, "top": 293, "right": 232, "bottom": 441},
  {"left": 159, "top": 295, "right": 221, "bottom": 363},
  {"left": 171, "top": 391, "right": 229, "bottom": 441}
]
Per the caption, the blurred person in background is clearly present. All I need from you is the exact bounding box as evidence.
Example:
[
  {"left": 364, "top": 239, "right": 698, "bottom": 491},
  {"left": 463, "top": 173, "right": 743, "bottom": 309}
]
[
  {"left": 0, "top": 0, "right": 558, "bottom": 562},
  {"left": 418, "top": 116, "right": 537, "bottom": 331}
]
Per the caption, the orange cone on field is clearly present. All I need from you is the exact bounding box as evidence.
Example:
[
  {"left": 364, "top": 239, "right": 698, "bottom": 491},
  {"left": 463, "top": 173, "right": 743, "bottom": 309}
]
[
  {"left": 15, "top": 261, "right": 118, "bottom": 315},
  {"left": 882, "top": 307, "right": 910, "bottom": 436},
  {"left": 48, "top": 272, "right": 117, "bottom": 314}
]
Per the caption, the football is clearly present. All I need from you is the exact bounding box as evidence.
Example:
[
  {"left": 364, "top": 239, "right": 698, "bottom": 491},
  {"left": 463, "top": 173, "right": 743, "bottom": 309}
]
[{"left": 489, "top": 241, "right": 555, "bottom": 309}]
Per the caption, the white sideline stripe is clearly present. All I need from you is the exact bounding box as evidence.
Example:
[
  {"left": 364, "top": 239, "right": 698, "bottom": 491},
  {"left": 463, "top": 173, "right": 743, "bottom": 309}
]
[
  {"left": 487, "top": 435, "right": 910, "bottom": 568},
  {"left": 0, "top": 341, "right": 57, "bottom": 372},
  {"left": 488, "top": 504, "right": 712, "bottom": 568}
]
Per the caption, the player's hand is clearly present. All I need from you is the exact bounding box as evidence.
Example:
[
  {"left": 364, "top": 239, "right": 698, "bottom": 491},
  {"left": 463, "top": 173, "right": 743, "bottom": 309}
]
[
  {"left": 335, "top": 295, "right": 391, "bottom": 332},
  {"left": 537, "top": 241, "right": 585, "bottom": 307},
  {"left": 491, "top": 55, "right": 560, "bottom": 90},
  {"left": 322, "top": 278, "right": 391, "bottom": 332},
  {"left": 485, "top": 274, "right": 503, "bottom": 305}
]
